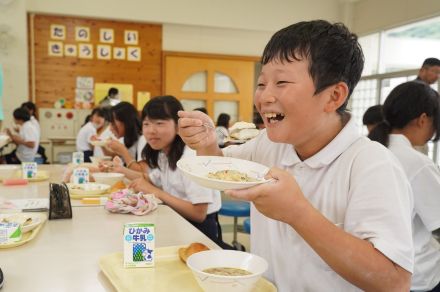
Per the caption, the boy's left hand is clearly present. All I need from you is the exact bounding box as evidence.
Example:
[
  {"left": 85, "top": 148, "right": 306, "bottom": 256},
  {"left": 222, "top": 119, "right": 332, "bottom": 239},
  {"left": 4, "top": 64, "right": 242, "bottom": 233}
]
[{"left": 225, "top": 168, "right": 308, "bottom": 224}]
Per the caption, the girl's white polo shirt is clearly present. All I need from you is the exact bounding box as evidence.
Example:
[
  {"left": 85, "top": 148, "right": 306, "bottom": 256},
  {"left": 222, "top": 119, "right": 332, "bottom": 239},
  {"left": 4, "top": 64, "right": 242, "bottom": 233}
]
[
  {"left": 388, "top": 134, "right": 440, "bottom": 291},
  {"left": 148, "top": 146, "right": 221, "bottom": 215},
  {"left": 223, "top": 118, "right": 414, "bottom": 291}
]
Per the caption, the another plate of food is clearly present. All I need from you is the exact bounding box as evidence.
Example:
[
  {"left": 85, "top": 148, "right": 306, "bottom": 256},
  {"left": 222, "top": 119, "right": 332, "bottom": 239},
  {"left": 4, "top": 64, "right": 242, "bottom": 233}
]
[
  {"left": 177, "top": 156, "right": 272, "bottom": 190},
  {"left": 90, "top": 138, "right": 111, "bottom": 147},
  {"left": 0, "top": 213, "right": 42, "bottom": 233},
  {"left": 66, "top": 182, "right": 111, "bottom": 198},
  {"left": 224, "top": 121, "right": 260, "bottom": 144}
]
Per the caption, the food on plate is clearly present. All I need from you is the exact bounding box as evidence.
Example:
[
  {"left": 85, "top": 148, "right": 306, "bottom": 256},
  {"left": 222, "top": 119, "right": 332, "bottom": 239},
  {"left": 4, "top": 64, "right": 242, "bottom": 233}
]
[
  {"left": 179, "top": 242, "right": 210, "bottom": 263},
  {"left": 202, "top": 267, "right": 253, "bottom": 276},
  {"left": 228, "top": 121, "right": 260, "bottom": 141},
  {"left": 1, "top": 214, "right": 33, "bottom": 226},
  {"left": 207, "top": 170, "right": 258, "bottom": 182}
]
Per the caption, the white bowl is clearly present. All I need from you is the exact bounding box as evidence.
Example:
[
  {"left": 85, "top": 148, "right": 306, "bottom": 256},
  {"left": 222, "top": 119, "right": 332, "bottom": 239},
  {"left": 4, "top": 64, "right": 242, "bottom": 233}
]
[
  {"left": 90, "top": 156, "right": 112, "bottom": 164},
  {"left": 187, "top": 250, "right": 268, "bottom": 292},
  {"left": 66, "top": 182, "right": 111, "bottom": 196},
  {"left": 176, "top": 156, "right": 272, "bottom": 191},
  {"left": 92, "top": 172, "right": 124, "bottom": 186},
  {"left": 0, "top": 165, "right": 20, "bottom": 181}
]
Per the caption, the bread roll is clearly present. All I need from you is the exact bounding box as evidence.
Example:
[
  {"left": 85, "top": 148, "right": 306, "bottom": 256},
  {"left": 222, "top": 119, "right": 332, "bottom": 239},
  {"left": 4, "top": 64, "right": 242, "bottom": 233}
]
[{"left": 179, "top": 242, "right": 209, "bottom": 263}]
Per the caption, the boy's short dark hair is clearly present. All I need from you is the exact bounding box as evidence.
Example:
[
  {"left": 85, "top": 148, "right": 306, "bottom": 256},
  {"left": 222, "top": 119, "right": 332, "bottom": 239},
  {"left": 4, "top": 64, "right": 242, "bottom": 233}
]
[
  {"left": 362, "top": 104, "right": 383, "bottom": 126},
  {"left": 13, "top": 107, "right": 31, "bottom": 122},
  {"left": 261, "top": 20, "right": 364, "bottom": 114},
  {"left": 422, "top": 58, "right": 440, "bottom": 68},
  {"left": 108, "top": 87, "right": 118, "bottom": 96}
]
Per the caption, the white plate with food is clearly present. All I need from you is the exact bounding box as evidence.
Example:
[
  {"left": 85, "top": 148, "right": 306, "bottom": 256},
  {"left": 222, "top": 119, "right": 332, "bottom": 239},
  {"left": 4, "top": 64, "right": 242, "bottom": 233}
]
[
  {"left": 177, "top": 156, "right": 272, "bottom": 190},
  {"left": 66, "top": 183, "right": 111, "bottom": 198},
  {"left": 90, "top": 139, "right": 110, "bottom": 147},
  {"left": 0, "top": 213, "right": 42, "bottom": 233}
]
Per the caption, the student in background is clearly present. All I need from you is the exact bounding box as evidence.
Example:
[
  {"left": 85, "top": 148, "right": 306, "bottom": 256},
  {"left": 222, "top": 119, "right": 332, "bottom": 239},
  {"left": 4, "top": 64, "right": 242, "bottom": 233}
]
[
  {"left": 215, "top": 113, "right": 230, "bottom": 147},
  {"left": 91, "top": 107, "right": 113, "bottom": 158},
  {"left": 99, "top": 87, "right": 120, "bottom": 108},
  {"left": 369, "top": 81, "right": 440, "bottom": 292},
  {"left": 21, "top": 101, "right": 47, "bottom": 163},
  {"left": 362, "top": 104, "right": 383, "bottom": 133},
  {"left": 113, "top": 96, "right": 224, "bottom": 246},
  {"left": 105, "top": 101, "right": 144, "bottom": 170},
  {"left": 416, "top": 58, "right": 440, "bottom": 86},
  {"left": 5, "top": 108, "right": 39, "bottom": 163},
  {"left": 178, "top": 20, "right": 413, "bottom": 291},
  {"left": 76, "top": 108, "right": 107, "bottom": 162}
]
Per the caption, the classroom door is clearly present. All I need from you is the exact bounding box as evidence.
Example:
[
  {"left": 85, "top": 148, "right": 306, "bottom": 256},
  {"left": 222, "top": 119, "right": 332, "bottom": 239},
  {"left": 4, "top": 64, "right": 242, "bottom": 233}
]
[{"left": 164, "top": 54, "right": 256, "bottom": 123}]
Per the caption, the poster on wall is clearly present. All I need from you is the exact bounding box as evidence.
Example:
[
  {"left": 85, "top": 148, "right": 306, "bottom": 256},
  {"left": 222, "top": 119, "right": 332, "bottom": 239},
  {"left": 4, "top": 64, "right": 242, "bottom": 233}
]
[
  {"left": 50, "top": 24, "right": 66, "bottom": 40},
  {"left": 79, "top": 43, "right": 93, "bottom": 59},
  {"left": 75, "top": 76, "right": 94, "bottom": 109},
  {"left": 48, "top": 41, "right": 63, "bottom": 57},
  {"left": 64, "top": 44, "right": 77, "bottom": 57},
  {"left": 97, "top": 45, "right": 112, "bottom": 60},
  {"left": 127, "top": 47, "right": 141, "bottom": 61},
  {"left": 124, "top": 30, "right": 139, "bottom": 45},
  {"left": 113, "top": 47, "right": 126, "bottom": 60},
  {"left": 76, "top": 76, "right": 94, "bottom": 89},
  {"left": 75, "top": 26, "right": 90, "bottom": 42},
  {"left": 100, "top": 28, "right": 114, "bottom": 43}
]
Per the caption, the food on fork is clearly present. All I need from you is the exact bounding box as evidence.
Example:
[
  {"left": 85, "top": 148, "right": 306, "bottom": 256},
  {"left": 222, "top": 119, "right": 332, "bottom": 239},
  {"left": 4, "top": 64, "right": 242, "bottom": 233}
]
[
  {"left": 179, "top": 242, "right": 210, "bottom": 263},
  {"left": 228, "top": 121, "right": 260, "bottom": 141}
]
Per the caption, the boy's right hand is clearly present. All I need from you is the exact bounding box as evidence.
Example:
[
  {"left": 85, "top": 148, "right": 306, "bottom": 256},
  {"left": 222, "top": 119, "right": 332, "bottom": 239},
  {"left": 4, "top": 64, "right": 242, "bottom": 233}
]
[{"left": 178, "top": 111, "right": 217, "bottom": 151}]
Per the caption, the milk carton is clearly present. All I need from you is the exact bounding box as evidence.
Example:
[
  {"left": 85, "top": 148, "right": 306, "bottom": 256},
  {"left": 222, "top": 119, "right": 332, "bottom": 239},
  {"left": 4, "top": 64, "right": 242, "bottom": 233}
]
[
  {"left": 72, "top": 152, "right": 84, "bottom": 165},
  {"left": 22, "top": 162, "right": 37, "bottom": 179},
  {"left": 123, "top": 223, "right": 155, "bottom": 268},
  {"left": 72, "top": 168, "right": 89, "bottom": 184},
  {"left": 0, "top": 222, "right": 22, "bottom": 244}
]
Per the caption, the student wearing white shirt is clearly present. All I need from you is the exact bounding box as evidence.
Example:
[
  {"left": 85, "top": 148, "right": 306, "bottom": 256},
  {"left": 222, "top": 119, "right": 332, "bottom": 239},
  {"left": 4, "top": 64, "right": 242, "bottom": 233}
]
[
  {"left": 178, "top": 20, "right": 413, "bottom": 291},
  {"left": 5, "top": 108, "right": 39, "bottom": 163},
  {"left": 103, "top": 102, "right": 145, "bottom": 171},
  {"left": 113, "top": 96, "right": 224, "bottom": 246},
  {"left": 76, "top": 108, "right": 108, "bottom": 162},
  {"left": 369, "top": 81, "right": 440, "bottom": 292},
  {"left": 21, "top": 101, "right": 47, "bottom": 163}
]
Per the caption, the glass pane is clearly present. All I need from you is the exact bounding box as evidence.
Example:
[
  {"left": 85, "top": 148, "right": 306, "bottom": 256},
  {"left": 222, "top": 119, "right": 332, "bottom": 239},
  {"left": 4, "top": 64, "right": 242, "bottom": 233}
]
[
  {"left": 359, "top": 33, "right": 380, "bottom": 76},
  {"left": 214, "top": 72, "right": 238, "bottom": 93},
  {"left": 182, "top": 71, "right": 207, "bottom": 92},
  {"left": 379, "top": 16, "right": 440, "bottom": 74},
  {"left": 180, "top": 99, "right": 206, "bottom": 112},
  {"left": 214, "top": 101, "right": 238, "bottom": 125},
  {"left": 349, "top": 79, "right": 378, "bottom": 135},
  {"left": 380, "top": 76, "right": 416, "bottom": 103}
]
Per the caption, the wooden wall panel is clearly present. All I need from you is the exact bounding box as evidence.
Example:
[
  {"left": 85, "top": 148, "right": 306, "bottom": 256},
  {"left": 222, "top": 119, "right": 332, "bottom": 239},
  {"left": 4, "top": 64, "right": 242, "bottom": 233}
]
[{"left": 29, "top": 14, "right": 162, "bottom": 109}]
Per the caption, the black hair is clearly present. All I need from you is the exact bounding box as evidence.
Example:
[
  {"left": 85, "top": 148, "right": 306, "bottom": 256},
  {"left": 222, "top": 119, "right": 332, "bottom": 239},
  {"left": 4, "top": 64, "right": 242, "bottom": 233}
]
[
  {"left": 82, "top": 114, "right": 91, "bottom": 127},
  {"left": 216, "top": 113, "right": 230, "bottom": 128},
  {"left": 21, "top": 101, "right": 37, "bottom": 119},
  {"left": 141, "top": 95, "right": 185, "bottom": 171},
  {"left": 13, "top": 107, "right": 31, "bottom": 122},
  {"left": 194, "top": 107, "right": 207, "bottom": 114},
  {"left": 111, "top": 102, "right": 141, "bottom": 149},
  {"left": 91, "top": 107, "right": 111, "bottom": 121},
  {"left": 362, "top": 104, "right": 383, "bottom": 126},
  {"left": 368, "top": 81, "right": 440, "bottom": 147},
  {"left": 108, "top": 87, "right": 119, "bottom": 96},
  {"left": 422, "top": 58, "right": 440, "bottom": 68},
  {"left": 261, "top": 20, "right": 364, "bottom": 115}
]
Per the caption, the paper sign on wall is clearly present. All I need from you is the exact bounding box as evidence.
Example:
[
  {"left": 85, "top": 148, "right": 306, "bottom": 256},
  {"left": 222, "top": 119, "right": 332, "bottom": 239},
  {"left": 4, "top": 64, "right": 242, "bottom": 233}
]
[
  {"left": 124, "top": 30, "right": 139, "bottom": 45},
  {"left": 100, "top": 28, "right": 114, "bottom": 43},
  {"left": 79, "top": 43, "right": 93, "bottom": 59},
  {"left": 64, "top": 44, "right": 77, "bottom": 57},
  {"left": 127, "top": 47, "right": 141, "bottom": 62},
  {"left": 75, "top": 26, "right": 90, "bottom": 42},
  {"left": 48, "top": 41, "right": 63, "bottom": 57},
  {"left": 97, "top": 45, "right": 112, "bottom": 60},
  {"left": 113, "top": 47, "right": 126, "bottom": 60},
  {"left": 50, "top": 24, "right": 66, "bottom": 40}
]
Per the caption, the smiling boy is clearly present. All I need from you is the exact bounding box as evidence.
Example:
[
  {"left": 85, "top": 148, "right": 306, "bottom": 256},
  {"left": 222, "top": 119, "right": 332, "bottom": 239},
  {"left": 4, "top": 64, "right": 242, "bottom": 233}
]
[{"left": 178, "top": 20, "right": 413, "bottom": 291}]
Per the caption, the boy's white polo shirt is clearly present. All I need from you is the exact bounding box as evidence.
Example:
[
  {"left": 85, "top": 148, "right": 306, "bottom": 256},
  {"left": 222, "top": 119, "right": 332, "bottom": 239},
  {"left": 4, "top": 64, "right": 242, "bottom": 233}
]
[
  {"left": 223, "top": 118, "right": 414, "bottom": 291},
  {"left": 388, "top": 134, "right": 440, "bottom": 291},
  {"left": 149, "top": 146, "right": 221, "bottom": 215},
  {"left": 16, "top": 121, "right": 39, "bottom": 162}
]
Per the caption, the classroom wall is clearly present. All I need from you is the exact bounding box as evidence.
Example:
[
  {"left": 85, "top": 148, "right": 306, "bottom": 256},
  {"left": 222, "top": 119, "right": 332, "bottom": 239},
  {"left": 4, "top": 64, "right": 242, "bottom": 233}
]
[{"left": 352, "top": 0, "right": 440, "bottom": 35}]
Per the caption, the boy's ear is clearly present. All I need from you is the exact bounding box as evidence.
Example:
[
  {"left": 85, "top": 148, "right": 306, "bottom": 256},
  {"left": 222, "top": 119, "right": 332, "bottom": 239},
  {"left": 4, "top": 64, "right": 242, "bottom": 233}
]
[
  {"left": 324, "top": 82, "right": 349, "bottom": 113},
  {"left": 416, "top": 113, "right": 428, "bottom": 128}
]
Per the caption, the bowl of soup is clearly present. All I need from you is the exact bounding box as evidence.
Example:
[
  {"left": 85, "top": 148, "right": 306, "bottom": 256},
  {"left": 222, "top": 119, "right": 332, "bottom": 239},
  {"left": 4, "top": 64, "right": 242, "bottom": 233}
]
[{"left": 186, "top": 250, "right": 268, "bottom": 292}]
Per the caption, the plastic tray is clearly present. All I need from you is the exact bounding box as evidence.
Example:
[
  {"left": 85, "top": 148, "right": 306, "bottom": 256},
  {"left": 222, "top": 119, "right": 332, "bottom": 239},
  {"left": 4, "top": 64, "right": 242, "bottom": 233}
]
[{"left": 99, "top": 246, "right": 277, "bottom": 292}]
